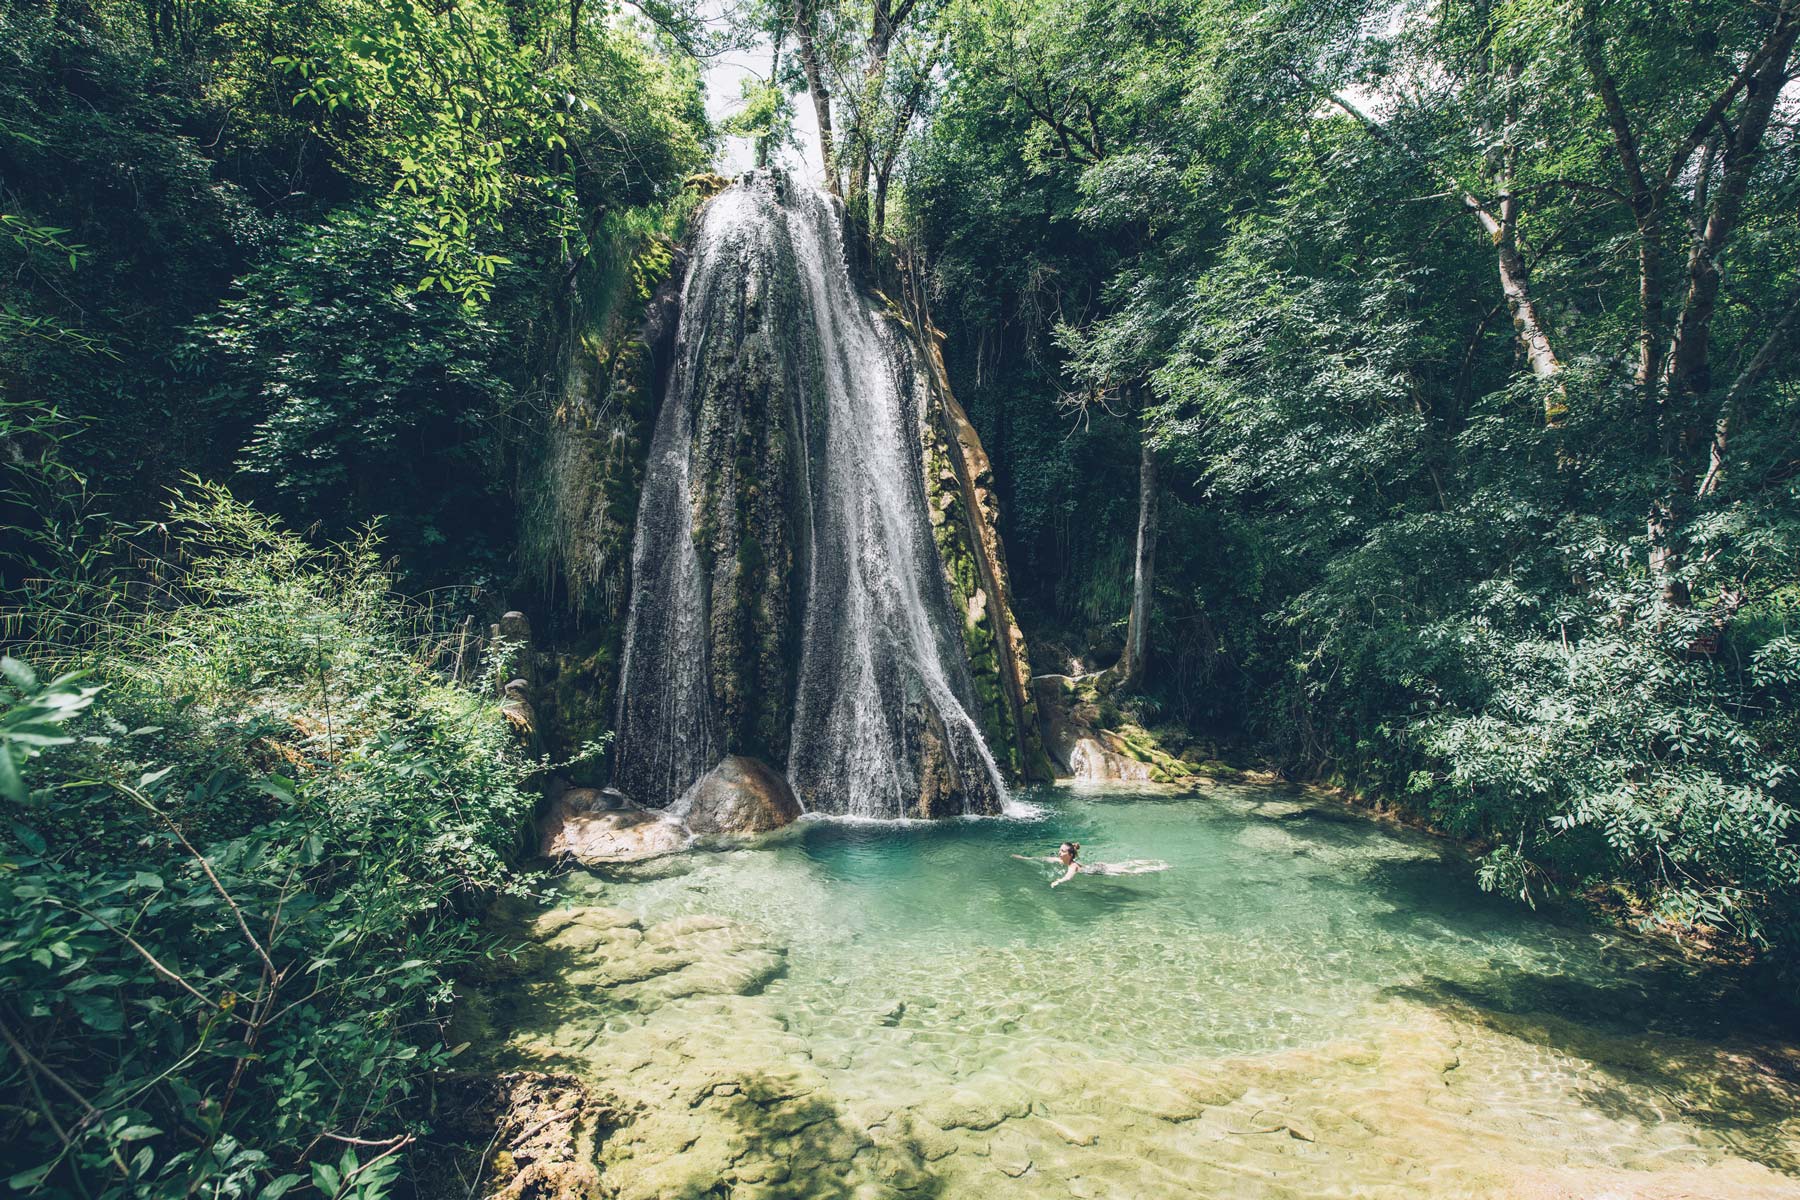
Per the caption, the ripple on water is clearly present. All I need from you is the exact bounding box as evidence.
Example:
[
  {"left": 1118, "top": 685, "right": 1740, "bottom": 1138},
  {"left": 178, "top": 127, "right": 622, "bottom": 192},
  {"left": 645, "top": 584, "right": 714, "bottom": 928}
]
[{"left": 469, "top": 783, "right": 1800, "bottom": 1199}]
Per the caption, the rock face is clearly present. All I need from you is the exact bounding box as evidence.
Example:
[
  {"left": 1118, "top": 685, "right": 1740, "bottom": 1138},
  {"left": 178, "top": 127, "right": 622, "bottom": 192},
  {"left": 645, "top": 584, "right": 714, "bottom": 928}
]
[
  {"left": 892, "top": 259, "right": 1052, "bottom": 786},
  {"left": 610, "top": 170, "right": 1015, "bottom": 818},
  {"left": 1068, "top": 735, "right": 1159, "bottom": 783},
  {"left": 538, "top": 788, "right": 692, "bottom": 864},
  {"left": 510, "top": 215, "right": 694, "bottom": 783},
  {"left": 1032, "top": 674, "right": 1193, "bottom": 784},
  {"left": 679, "top": 756, "right": 802, "bottom": 834}
]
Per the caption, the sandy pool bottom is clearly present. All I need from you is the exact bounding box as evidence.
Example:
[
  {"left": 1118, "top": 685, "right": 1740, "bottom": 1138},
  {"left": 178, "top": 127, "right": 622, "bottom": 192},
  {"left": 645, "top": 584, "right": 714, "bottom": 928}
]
[{"left": 460, "top": 784, "right": 1800, "bottom": 1199}]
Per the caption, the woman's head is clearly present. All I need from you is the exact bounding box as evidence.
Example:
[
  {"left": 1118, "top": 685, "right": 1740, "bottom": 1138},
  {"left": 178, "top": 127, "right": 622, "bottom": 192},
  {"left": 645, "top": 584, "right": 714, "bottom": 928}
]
[{"left": 1059, "top": 841, "right": 1081, "bottom": 862}]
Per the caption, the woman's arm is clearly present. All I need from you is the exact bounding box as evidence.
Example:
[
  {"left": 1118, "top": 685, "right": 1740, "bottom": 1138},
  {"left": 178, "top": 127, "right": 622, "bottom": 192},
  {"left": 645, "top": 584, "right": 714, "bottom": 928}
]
[{"left": 1050, "top": 862, "right": 1079, "bottom": 887}]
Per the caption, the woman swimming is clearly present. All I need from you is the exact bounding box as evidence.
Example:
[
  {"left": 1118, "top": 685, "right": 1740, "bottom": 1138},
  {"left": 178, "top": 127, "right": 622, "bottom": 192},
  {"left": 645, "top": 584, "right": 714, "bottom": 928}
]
[{"left": 1012, "top": 841, "right": 1170, "bottom": 887}]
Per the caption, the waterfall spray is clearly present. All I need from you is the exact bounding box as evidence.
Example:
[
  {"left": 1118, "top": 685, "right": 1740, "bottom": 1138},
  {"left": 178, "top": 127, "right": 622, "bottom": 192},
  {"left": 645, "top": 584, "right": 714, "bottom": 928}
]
[{"left": 612, "top": 172, "right": 1008, "bottom": 818}]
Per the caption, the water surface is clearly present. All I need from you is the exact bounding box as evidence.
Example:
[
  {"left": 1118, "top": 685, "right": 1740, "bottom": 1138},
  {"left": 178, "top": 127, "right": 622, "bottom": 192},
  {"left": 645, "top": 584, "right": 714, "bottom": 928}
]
[{"left": 479, "top": 783, "right": 1800, "bottom": 1198}]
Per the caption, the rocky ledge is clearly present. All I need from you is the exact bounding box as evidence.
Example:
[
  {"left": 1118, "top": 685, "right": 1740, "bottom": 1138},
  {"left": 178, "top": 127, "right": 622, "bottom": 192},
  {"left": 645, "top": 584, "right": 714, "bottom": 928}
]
[{"left": 537, "top": 755, "right": 802, "bottom": 867}]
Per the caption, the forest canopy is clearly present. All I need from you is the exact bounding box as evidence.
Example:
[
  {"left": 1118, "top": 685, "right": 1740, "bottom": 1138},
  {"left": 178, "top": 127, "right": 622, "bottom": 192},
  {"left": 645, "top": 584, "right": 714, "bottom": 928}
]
[{"left": 901, "top": 0, "right": 1800, "bottom": 949}]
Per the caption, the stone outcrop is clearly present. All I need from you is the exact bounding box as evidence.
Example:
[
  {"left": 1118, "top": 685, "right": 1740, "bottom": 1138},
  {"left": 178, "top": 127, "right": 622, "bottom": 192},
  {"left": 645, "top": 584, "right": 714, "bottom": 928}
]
[
  {"left": 537, "top": 788, "right": 691, "bottom": 864},
  {"left": 510, "top": 199, "right": 696, "bottom": 781},
  {"left": 1031, "top": 674, "right": 1194, "bottom": 783},
  {"left": 891, "top": 259, "right": 1053, "bottom": 785},
  {"left": 679, "top": 756, "right": 802, "bottom": 835}
]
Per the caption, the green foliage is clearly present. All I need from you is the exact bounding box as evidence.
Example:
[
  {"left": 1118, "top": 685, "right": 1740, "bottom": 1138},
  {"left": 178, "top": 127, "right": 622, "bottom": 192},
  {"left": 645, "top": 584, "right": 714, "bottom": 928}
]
[
  {"left": 277, "top": 0, "right": 710, "bottom": 303},
  {"left": 0, "top": 485, "right": 538, "bottom": 1199},
  {"left": 1, "top": 0, "right": 710, "bottom": 585},
  {"left": 911, "top": 0, "right": 1800, "bottom": 964},
  {"left": 721, "top": 77, "right": 797, "bottom": 169},
  {"left": 189, "top": 203, "right": 519, "bottom": 574}
]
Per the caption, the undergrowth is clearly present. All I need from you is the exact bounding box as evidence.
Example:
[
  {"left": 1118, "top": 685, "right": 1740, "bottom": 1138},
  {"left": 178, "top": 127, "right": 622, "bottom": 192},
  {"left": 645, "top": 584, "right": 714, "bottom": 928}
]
[{"left": 0, "top": 482, "right": 541, "bottom": 1199}]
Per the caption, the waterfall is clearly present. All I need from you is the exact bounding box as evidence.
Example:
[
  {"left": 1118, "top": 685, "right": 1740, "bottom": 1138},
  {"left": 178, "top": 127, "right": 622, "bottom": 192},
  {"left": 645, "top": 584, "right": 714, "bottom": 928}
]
[{"left": 611, "top": 172, "right": 1009, "bottom": 818}]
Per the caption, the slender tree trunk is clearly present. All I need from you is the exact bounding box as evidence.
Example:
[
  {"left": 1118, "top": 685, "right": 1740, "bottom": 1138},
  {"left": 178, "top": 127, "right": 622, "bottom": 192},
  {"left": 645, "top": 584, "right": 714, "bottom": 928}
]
[
  {"left": 756, "top": 31, "right": 785, "bottom": 170},
  {"left": 874, "top": 165, "right": 893, "bottom": 237},
  {"left": 1485, "top": 203, "right": 1566, "bottom": 421},
  {"left": 1491, "top": 63, "right": 1567, "bottom": 423},
  {"left": 1329, "top": 89, "right": 1567, "bottom": 424},
  {"left": 792, "top": 1, "right": 838, "bottom": 195},
  {"left": 1698, "top": 294, "right": 1800, "bottom": 497},
  {"left": 846, "top": 18, "right": 895, "bottom": 237},
  {"left": 1577, "top": 1, "right": 1664, "bottom": 392},
  {"left": 1120, "top": 435, "right": 1158, "bottom": 690},
  {"left": 870, "top": 32, "right": 942, "bottom": 238},
  {"left": 1664, "top": 17, "right": 1798, "bottom": 407},
  {"left": 1649, "top": 10, "right": 1797, "bottom": 606}
]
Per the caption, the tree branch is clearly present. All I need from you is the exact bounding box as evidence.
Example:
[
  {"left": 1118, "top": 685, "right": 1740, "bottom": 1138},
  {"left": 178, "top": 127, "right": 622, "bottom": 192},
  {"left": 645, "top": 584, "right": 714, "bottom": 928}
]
[{"left": 1698, "top": 290, "right": 1800, "bottom": 496}]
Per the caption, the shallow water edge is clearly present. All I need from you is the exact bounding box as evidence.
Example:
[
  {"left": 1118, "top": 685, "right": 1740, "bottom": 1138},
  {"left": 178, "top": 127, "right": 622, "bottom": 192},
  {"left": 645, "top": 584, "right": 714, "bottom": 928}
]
[{"left": 454, "top": 782, "right": 1800, "bottom": 1199}]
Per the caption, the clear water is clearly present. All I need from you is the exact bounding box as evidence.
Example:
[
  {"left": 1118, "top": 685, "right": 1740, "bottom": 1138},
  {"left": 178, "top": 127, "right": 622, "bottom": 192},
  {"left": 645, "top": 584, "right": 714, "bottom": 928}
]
[{"left": 488, "top": 784, "right": 1800, "bottom": 1198}]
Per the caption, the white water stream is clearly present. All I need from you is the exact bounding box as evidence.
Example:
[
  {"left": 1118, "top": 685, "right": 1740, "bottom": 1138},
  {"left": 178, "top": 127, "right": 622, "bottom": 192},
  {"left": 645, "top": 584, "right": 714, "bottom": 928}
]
[{"left": 613, "top": 174, "right": 1007, "bottom": 817}]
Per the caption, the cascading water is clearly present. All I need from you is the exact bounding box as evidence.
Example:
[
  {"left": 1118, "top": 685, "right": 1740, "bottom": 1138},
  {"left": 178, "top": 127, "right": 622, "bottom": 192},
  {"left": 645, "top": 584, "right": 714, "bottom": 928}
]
[{"left": 611, "top": 171, "right": 1008, "bottom": 818}]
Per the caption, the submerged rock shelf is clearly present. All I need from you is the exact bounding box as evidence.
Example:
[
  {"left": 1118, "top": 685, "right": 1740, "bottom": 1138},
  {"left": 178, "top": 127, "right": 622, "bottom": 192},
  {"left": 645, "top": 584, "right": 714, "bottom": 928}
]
[{"left": 465, "top": 784, "right": 1800, "bottom": 1199}]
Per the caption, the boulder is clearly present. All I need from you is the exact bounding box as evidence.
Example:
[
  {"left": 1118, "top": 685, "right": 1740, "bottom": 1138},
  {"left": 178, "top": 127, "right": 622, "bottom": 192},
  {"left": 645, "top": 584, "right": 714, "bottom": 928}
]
[
  {"left": 539, "top": 788, "right": 691, "bottom": 864},
  {"left": 1032, "top": 676, "right": 1087, "bottom": 775},
  {"left": 1068, "top": 736, "right": 1158, "bottom": 783},
  {"left": 681, "top": 756, "right": 803, "bottom": 835},
  {"left": 1030, "top": 674, "right": 1187, "bottom": 783},
  {"left": 500, "top": 678, "right": 537, "bottom": 738}
]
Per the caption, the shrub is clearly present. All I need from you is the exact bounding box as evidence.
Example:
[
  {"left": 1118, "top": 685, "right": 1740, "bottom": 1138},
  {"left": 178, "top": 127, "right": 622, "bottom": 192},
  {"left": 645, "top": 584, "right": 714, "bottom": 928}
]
[{"left": 0, "top": 483, "right": 537, "bottom": 1200}]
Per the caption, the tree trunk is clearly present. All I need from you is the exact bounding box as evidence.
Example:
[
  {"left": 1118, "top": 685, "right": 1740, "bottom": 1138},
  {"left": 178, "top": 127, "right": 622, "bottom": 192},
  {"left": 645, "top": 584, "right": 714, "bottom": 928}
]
[
  {"left": 792, "top": 2, "right": 839, "bottom": 195},
  {"left": 756, "top": 32, "right": 784, "bottom": 170},
  {"left": 874, "top": 164, "right": 893, "bottom": 237},
  {"left": 1648, "top": 10, "right": 1796, "bottom": 605},
  {"left": 1698, "top": 293, "right": 1800, "bottom": 497},
  {"left": 1328, "top": 89, "right": 1567, "bottom": 425},
  {"left": 846, "top": 7, "right": 897, "bottom": 232},
  {"left": 1119, "top": 436, "right": 1158, "bottom": 690},
  {"left": 1664, "top": 17, "right": 1797, "bottom": 407},
  {"left": 1577, "top": 1, "right": 1665, "bottom": 392}
]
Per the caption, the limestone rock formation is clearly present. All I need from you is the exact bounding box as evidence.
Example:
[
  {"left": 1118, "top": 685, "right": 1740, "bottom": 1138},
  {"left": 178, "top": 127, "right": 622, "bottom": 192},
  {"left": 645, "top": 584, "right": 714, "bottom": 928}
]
[
  {"left": 1031, "top": 674, "right": 1193, "bottom": 784},
  {"left": 511, "top": 207, "right": 694, "bottom": 780},
  {"left": 538, "top": 788, "right": 691, "bottom": 864},
  {"left": 679, "top": 755, "right": 803, "bottom": 835},
  {"left": 890, "top": 260, "right": 1052, "bottom": 786}
]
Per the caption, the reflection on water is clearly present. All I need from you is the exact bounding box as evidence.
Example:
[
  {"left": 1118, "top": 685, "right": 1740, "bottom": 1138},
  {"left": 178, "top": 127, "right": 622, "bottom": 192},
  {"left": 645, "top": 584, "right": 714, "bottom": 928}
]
[{"left": 476, "top": 782, "right": 1800, "bottom": 1199}]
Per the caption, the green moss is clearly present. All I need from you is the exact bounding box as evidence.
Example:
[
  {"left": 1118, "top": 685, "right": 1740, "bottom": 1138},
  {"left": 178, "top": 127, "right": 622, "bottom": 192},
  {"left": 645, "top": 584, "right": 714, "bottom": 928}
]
[
  {"left": 923, "top": 427, "right": 1023, "bottom": 776},
  {"left": 519, "top": 225, "right": 673, "bottom": 627}
]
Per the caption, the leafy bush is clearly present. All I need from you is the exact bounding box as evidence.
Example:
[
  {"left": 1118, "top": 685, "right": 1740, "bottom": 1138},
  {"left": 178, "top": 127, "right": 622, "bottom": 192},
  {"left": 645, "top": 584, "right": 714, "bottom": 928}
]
[
  {"left": 0, "top": 484, "right": 537, "bottom": 1199},
  {"left": 189, "top": 202, "right": 521, "bottom": 579}
]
